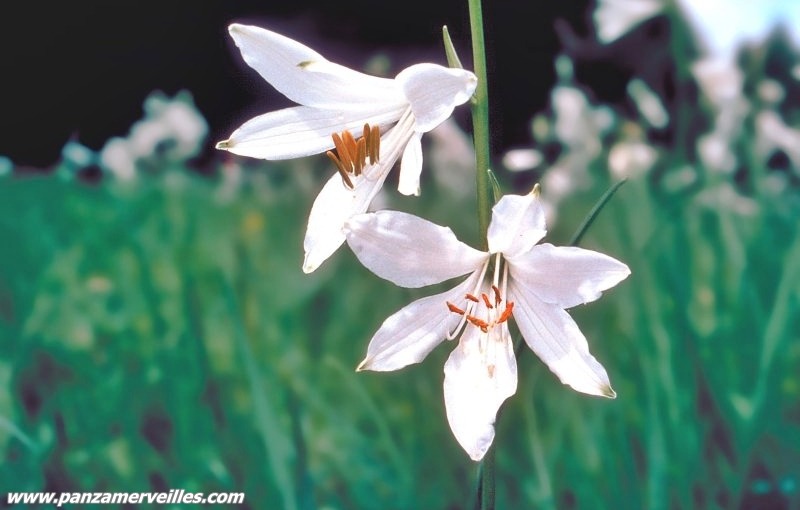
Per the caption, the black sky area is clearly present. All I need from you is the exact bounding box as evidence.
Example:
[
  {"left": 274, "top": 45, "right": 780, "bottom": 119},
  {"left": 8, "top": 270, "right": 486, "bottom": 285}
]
[{"left": 0, "top": 0, "right": 590, "bottom": 169}]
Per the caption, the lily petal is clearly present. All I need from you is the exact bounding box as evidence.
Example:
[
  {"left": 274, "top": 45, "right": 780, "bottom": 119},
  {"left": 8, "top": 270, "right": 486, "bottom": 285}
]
[
  {"left": 397, "top": 131, "right": 423, "bottom": 196},
  {"left": 487, "top": 192, "right": 547, "bottom": 258},
  {"left": 443, "top": 324, "right": 517, "bottom": 461},
  {"left": 303, "top": 169, "right": 390, "bottom": 274},
  {"left": 345, "top": 210, "right": 488, "bottom": 288},
  {"left": 217, "top": 104, "right": 406, "bottom": 159},
  {"left": 509, "top": 280, "right": 616, "bottom": 398},
  {"left": 228, "top": 24, "right": 405, "bottom": 109},
  {"left": 507, "top": 244, "right": 630, "bottom": 308},
  {"left": 396, "top": 63, "right": 477, "bottom": 133},
  {"left": 358, "top": 272, "right": 481, "bottom": 371}
]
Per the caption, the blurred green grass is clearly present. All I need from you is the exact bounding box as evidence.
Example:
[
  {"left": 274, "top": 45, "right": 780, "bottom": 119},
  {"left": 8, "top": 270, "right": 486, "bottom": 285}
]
[{"left": 1, "top": 150, "right": 798, "bottom": 509}]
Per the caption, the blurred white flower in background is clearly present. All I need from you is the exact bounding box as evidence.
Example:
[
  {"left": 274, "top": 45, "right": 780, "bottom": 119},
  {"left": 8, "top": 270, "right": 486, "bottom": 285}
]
[
  {"left": 552, "top": 86, "right": 614, "bottom": 155},
  {"left": 691, "top": 58, "right": 745, "bottom": 108},
  {"left": 99, "top": 91, "right": 208, "bottom": 180},
  {"left": 539, "top": 85, "right": 616, "bottom": 217},
  {"left": 627, "top": 79, "right": 669, "bottom": 130},
  {"left": 697, "top": 132, "right": 737, "bottom": 175},
  {"left": 608, "top": 123, "right": 658, "bottom": 179},
  {"left": 502, "top": 149, "right": 543, "bottom": 173},
  {"left": 593, "top": 0, "right": 664, "bottom": 44},
  {"left": 691, "top": 58, "right": 749, "bottom": 175},
  {"left": 428, "top": 118, "right": 476, "bottom": 199}
]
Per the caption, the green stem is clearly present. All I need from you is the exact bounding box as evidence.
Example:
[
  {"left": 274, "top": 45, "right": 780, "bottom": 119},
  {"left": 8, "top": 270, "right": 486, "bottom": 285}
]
[
  {"left": 469, "top": 0, "right": 492, "bottom": 249},
  {"left": 467, "top": 0, "right": 496, "bottom": 507},
  {"left": 476, "top": 444, "right": 496, "bottom": 510}
]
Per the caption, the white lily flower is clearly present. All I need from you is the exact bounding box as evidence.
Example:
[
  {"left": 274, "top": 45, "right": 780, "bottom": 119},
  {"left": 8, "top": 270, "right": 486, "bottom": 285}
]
[
  {"left": 344, "top": 191, "right": 630, "bottom": 460},
  {"left": 215, "top": 24, "right": 477, "bottom": 272}
]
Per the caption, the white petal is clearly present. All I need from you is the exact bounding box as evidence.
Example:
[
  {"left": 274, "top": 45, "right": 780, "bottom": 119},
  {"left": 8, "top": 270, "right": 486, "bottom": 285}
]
[
  {"left": 396, "top": 64, "right": 477, "bottom": 133},
  {"left": 228, "top": 24, "right": 405, "bottom": 109},
  {"left": 397, "top": 132, "right": 423, "bottom": 196},
  {"left": 487, "top": 192, "right": 547, "bottom": 257},
  {"left": 443, "top": 324, "right": 517, "bottom": 461},
  {"left": 508, "top": 280, "right": 616, "bottom": 398},
  {"left": 217, "top": 104, "right": 406, "bottom": 160},
  {"left": 303, "top": 170, "right": 389, "bottom": 274},
  {"left": 507, "top": 244, "right": 630, "bottom": 308},
  {"left": 345, "top": 210, "right": 488, "bottom": 288},
  {"left": 358, "top": 273, "right": 481, "bottom": 371}
]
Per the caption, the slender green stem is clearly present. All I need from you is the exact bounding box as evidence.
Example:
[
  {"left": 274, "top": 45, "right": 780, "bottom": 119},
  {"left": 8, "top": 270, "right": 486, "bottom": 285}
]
[
  {"left": 468, "top": 0, "right": 492, "bottom": 249},
  {"left": 478, "top": 445, "right": 497, "bottom": 510},
  {"left": 467, "top": 0, "right": 496, "bottom": 507}
]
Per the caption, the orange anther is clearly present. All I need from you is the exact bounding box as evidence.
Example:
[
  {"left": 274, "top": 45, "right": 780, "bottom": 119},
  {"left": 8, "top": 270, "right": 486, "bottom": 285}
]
[
  {"left": 497, "top": 302, "right": 514, "bottom": 323},
  {"left": 466, "top": 315, "right": 489, "bottom": 332},
  {"left": 465, "top": 293, "right": 480, "bottom": 303},
  {"left": 481, "top": 293, "right": 494, "bottom": 309},
  {"left": 331, "top": 132, "right": 354, "bottom": 172},
  {"left": 446, "top": 302, "right": 465, "bottom": 315},
  {"left": 355, "top": 137, "right": 366, "bottom": 176},
  {"left": 491, "top": 285, "right": 502, "bottom": 305},
  {"left": 326, "top": 150, "right": 354, "bottom": 189},
  {"left": 370, "top": 125, "right": 381, "bottom": 163}
]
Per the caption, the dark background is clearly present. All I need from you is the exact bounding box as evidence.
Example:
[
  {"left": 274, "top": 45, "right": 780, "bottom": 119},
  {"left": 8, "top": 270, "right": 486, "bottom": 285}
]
[{"left": 0, "top": 0, "right": 596, "bottom": 169}]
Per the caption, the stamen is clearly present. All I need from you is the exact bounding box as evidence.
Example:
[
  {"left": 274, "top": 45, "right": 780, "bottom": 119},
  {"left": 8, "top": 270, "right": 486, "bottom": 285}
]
[
  {"left": 466, "top": 315, "right": 489, "bottom": 333},
  {"left": 465, "top": 293, "right": 480, "bottom": 303},
  {"left": 492, "top": 285, "right": 502, "bottom": 306},
  {"left": 342, "top": 130, "right": 357, "bottom": 159},
  {"left": 497, "top": 302, "right": 514, "bottom": 323},
  {"left": 481, "top": 293, "right": 494, "bottom": 309},
  {"left": 446, "top": 302, "right": 465, "bottom": 315},
  {"left": 331, "top": 133, "right": 354, "bottom": 172},
  {"left": 326, "top": 150, "right": 354, "bottom": 189},
  {"left": 370, "top": 125, "right": 381, "bottom": 163},
  {"left": 487, "top": 364, "right": 495, "bottom": 378},
  {"left": 355, "top": 137, "right": 366, "bottom": 176},
  {"left": 328, "top": 124, "right": 381, "bottom": 187}
]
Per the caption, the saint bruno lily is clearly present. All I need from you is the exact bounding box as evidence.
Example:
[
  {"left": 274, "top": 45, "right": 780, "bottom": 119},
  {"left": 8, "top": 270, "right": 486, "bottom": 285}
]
[
  {"left": 344, "top": 191, "right": 630, "bottom": 461},
  {"left": 215, "top": 24, "right": 478, "bottom": 273}
]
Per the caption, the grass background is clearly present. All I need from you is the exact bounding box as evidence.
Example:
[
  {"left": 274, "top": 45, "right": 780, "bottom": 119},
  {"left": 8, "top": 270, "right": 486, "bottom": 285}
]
[{"left": 2, "top": 5, "right": 800, "bottom": 510}]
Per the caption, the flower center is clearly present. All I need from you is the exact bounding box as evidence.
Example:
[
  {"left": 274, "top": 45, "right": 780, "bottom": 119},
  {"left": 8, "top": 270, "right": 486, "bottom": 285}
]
[
  {"left": 326, "top": 124, "right": 381, "bottom": 189},
  {"left": 446, "top": 284, "right": 514, "bottom": 334}
]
